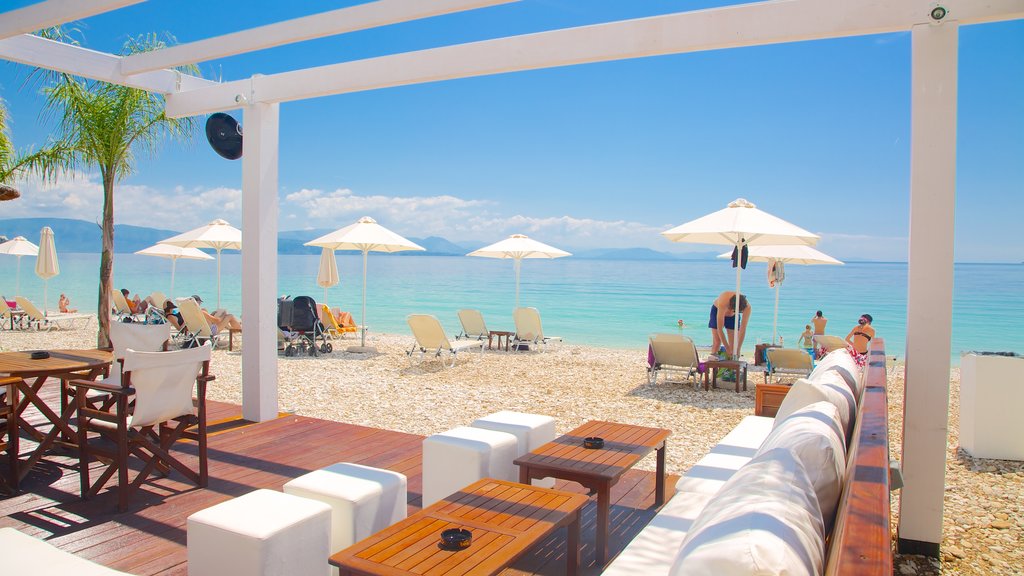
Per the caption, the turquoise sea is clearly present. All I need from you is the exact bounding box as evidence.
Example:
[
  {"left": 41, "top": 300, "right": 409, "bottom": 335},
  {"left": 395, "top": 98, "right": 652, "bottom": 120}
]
[{"left": 3, "top": 253, "right": 1022, "bottom": 361}]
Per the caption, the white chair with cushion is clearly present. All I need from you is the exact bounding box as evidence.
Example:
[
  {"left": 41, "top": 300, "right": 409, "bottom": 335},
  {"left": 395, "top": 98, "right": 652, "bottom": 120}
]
[
  {"left": 470, "top": 410, "right": 556, "bottom": 488},
  {"left": 187, "top": 488, "right": 331, "bottom": 576},
  {"left": 422, "top": 426, "right": 517, "bottom": 506},
  {"left": 283, "top": 462, "right": 407, "bottom": 571}
]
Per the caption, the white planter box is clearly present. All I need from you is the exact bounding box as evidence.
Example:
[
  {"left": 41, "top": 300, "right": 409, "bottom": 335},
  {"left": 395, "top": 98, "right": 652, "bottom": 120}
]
[{"left": 960, "top": 353, "right": 1024, "bottom": 461}]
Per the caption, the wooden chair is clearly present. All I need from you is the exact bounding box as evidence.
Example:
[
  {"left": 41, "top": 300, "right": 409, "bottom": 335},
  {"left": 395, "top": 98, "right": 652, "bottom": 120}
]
[
  {"left": 73, "top": 344, "right": 214, "bottom": 512},
  {"left": 0, "top": 377, "right": 20, "bottom": 493}
]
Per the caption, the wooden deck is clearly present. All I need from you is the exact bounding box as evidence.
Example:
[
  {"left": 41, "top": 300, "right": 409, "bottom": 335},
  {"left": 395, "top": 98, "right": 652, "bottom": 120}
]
[{"left": 1, "top": 380, "right": 677, "bottom": 575}]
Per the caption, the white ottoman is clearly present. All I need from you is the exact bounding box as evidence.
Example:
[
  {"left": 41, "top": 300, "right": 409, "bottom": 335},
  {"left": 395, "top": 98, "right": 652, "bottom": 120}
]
[
  {"left": 187, "top": 488, "right": 331, "bottom": 576},
  {"left": 422, "top": 426, "right": 518, "bottom": 506},
  {"left": 283, "top": 462, "right": 407, "bottom": 564},
  {"left": 471, "top": 411, "right": 557, "bottom": 488}
]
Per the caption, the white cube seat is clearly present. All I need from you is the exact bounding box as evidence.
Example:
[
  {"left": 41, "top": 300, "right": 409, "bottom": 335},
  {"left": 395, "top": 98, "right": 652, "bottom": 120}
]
[
  {"left": 471, "top": 410, "right": 557, "bottom": 488},
  {"left": 187, "top": 488, "right": 331, "bottom": 576},
  {"left": 422, "top": 426, "right": 518, "bottom": 506},
  {"left": 283, "top": 462, "right": 407, "bottom": 559},
  {"left": 1, "top": 527, "right": 134, "bottom": 575}
]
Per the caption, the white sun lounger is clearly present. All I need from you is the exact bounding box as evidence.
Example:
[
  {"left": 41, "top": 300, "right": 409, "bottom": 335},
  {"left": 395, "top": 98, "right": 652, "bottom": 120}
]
[
  {"left": 648, "top": 333, "right": 700, "bottom": 386},
  {"left": 110, "top": 289, "right": 143, "bottom": 322},
  {"left": 14, "top": 297, "right": 93, "bottom": 331},
  {"left": 176, "top": 297, "right": 228, "bottom": 349},
  {"left": 456, "top": 309, "right": 489, "bottom": 341},
  {"left": 407, "top": 314, "right": 483, "bottom": 368},
  {"left": 512, "top": 307, "right": 562, "bottom": 352}
]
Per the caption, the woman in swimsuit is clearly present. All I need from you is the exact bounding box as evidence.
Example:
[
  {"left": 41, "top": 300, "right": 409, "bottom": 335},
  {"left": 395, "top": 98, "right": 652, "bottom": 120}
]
[
  {"left": 845, "top": 314, "right": 875, "bottom": 355},
  {"left": 708, "top": 291, "right": 751, "bottom": 358}
]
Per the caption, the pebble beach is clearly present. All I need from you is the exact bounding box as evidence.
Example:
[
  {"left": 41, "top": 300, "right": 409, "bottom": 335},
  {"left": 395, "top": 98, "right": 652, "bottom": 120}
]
[{"left": 2, "top": 325, "right": 1021, "bottom": 574}]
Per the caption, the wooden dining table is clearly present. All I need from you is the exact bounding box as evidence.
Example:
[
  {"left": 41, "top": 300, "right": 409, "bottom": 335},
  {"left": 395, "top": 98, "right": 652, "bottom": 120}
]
[{"left": 0, "top": 349, "right": 112, "bottom": 483}]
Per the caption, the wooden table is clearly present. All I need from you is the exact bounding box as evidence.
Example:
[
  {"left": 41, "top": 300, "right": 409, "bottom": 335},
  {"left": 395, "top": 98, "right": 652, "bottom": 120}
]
[
  {"left": 0, "top": 349, "right": 112, "bottom": 482},
  {"left": 487, "top": 330, "right": 513, "bottom": 351},
  {"left": 702, "top": 358, "right": 749, "bottom": 392},
  {"left": 514, "top": 420, "right": 671, "bottom": 565},
  {"left": 329, "top": 478, "right": 588, "bottom": 576},
  {"left": 228, "top": 327, "right": 242, "bottom": 351}
]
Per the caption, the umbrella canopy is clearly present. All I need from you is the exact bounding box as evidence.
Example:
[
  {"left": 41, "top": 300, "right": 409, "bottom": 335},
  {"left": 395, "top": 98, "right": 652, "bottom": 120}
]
[
  {"left": 305, "top": 216, "right": 424, "bottom": 350},
  {"left": 316, "top": 247, "right": 340, "bottom": 305},
  {"left": 135, "top": 243, "right": 214, "bottom": 299},
  {"left": 467, "top": 234, "right": 571, "bottom": 308},
  {"left": 159, "top": 219, "right": 242, "bottom": 309},
  {"left": 0, "top": 235, "right": 39, "bottom": 296},
  {"left": 717, "top": 244, "right": 843, "bottom": 344},
  {"left": 663, "top": 198, "right": 819, "bottom": 358},
  {"left": 35, "top": 227, "right": 59, "bottom": 312}
]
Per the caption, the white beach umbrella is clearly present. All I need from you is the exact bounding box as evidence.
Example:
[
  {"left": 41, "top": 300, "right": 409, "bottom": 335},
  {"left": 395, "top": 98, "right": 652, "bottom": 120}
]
[
  {"left": 305, "top": 216, "right": 425, "bottom": 351},
  {"left": 159, "top": 219, "right": 242, "bottom": 309},
  {"left": 467, "top": 234, "right": 572, "bottom": 308},
  {"left": 135, "top": 243, "right": 215, "bottom": 299},
  {"left": 663, "top": 198, "right": 819, "bottom": 358},
  {"left": 0, "top": 236, "right": 39, "bottom": 296},
  {"left": 35, "top": 227, "right": 59, "bottom": 312},
  {"left": 316, "top": 247, "right": 340, "bottom": 305},
  {"left": 717, "top": 244, "right": 842, "bottom": 345}
]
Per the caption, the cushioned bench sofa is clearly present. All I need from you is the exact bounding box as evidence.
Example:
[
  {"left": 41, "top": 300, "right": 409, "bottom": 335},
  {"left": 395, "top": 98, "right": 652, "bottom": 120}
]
[{"left": 604, "top": 341, "right": 892, "bottom": 575}]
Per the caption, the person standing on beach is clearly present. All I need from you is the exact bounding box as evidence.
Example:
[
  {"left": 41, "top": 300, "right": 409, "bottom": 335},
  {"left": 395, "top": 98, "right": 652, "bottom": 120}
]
[
  {"left": 811, "top": 310, "right": 827, "bottom": 335},
  {"left": 845, "top": 314, "right": 875, "bottom": 355},
  {"left": 708, "top": 291, "right": 751, "bottom": 358}
]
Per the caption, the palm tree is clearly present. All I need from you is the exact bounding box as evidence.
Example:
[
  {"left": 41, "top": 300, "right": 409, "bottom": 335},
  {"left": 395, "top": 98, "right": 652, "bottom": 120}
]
[
  {"left": 0, "top": 96, "right": 69, "bottom": 200},
  {"left": 42, "top": 33, "right": 200, "bottom": 346}
]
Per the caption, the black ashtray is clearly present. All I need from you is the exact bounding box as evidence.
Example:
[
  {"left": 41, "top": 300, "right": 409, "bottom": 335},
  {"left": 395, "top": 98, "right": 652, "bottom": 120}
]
[
  {"left": 30, "top": 351, "right": 50, "bottom": 360},
  {"left": 440, "top": 528, "right": 472, "bottom": 550},
  {"left": 583, "top": 437, "right": 604, "bottom": 449}
]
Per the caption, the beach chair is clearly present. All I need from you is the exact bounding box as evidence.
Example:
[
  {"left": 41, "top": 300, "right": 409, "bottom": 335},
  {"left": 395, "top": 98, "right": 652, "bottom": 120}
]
[
  {"left": 512, "top": 307, "right": 563, "bottom": 352},
  {"left": 14, "top": 297, "right": 93, "bottom": 331},
  {"left": 764, "top": 347, "right": 815, "bottom": 384},
  {"left": 0, "top": 298, "right": 26, "bottom": 330},
  {"left": 456, "top": 309, "right": 489, "bottom": 341},
  {"left": 67, "top": 322, "right": 173, "bottom": 413},
  {"left": 110, "top": 289, "right": 143, "bottom": 322},
  {"left": 407, "top": 314, "right": 483, "bottom": 368},
  {"left": 320, "top": 303, "right": 357, "bottom": 339},
  {"left": 148, "top": 291, "right": 169, "bottom": 308},
  {"left": 647, "top": 333, "right": 700, "bottom": 386},
  {"left": 812, "top": 335, "right": 849, "bottom": 358},
  {"left": 72, "top": 344, "right": 213, "bottom": 512},
  {"left": 176, "top": 297, "right": 229, "bottom": 349}
]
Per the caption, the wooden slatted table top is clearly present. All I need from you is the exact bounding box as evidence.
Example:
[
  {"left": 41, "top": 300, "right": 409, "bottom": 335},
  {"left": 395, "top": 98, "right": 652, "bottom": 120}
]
[
  {"left": 0, "top": 349, "right": 112, "bottom": 377},
  {"left": 514, "top": 420, "right": 671, "bottom": 482},
  {"left": 329, "top": 478, "right": 589, "bottom": 576}
]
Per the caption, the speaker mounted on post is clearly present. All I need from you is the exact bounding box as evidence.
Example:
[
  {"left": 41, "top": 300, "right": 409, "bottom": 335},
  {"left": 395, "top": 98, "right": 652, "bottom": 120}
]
[{"left": 205, "top": 112, "right": 243, "bottom": 160}]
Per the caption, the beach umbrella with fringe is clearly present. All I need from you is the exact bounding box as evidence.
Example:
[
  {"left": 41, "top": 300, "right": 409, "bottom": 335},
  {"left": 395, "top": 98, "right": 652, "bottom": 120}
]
[
  {"left": 0, "top": 235, "right": 39, "bottom": 296},
  {"left": 35, "top": 227, "right": 59, "bottom": 312},
  {"left": 305, "top": 216, "right": 424, "bottom": 352},
  {"left": 316, "top": 247, "right": 339, "bottom": 305},
  {"left": 717, "top": 244, "right": 842, "bottom": 345},
  {"left": 135, "top": 243, "right": 214, "bottom": 299},
  {"left": 159, "top": 219, "right": 241, "bottom": 309},
  {"left": 467, "top": 234, "right": 571, "bottom": 309},
  {"left": 663, "top": 198, "right": 819, "bottom": 358}
]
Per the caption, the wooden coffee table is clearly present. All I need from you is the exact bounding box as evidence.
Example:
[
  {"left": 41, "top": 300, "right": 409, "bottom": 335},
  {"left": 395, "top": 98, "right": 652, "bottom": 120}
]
[
  {"left": 514, "top": 420, "right": 671, "bottom": 565},
  {"left": 703, "top": 358, "right": 749, "bottom": 392},
  {"left": 329, "top": 478, "right": 588, "bottom": 576}
]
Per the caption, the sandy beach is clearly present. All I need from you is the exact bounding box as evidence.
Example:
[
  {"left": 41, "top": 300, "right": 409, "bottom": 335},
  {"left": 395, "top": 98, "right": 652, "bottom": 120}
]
[{"left": 2, "top": 325, "right": 1021, "bottom": 574}]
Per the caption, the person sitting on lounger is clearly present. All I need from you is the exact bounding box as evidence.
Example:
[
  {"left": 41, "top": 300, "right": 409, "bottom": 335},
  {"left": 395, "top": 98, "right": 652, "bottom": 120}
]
[
  {"left": 121, "top": 288, "right": 147, "bottom": 315},
  {"left": 58, "top": 294, "right": 77, "bottom": 313},
  {"left": 331, "top": 307, "right": 356, "bottom": 328},
  {"left": 163, "top": 300, "right": 184, "bottom": 330},
  {"left": 191, "top": 294, "right": 242, "bottom": 333}
]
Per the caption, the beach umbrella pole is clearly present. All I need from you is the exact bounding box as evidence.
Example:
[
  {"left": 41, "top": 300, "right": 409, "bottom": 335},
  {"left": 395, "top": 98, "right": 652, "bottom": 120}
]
[
  {"left": 43, "top": 280, "right": 48, "bottom": 313},
  {"left": 171, "top": 258, "right": 177, "bottom": 300},
  {"left": 514, "top": 258, "right": 522, "bottom": 309},
  {"left": 773, "top": 281, "right": 780, "bottom": 345},
  {"left": 15, "top": 255, "right": 21, "bottom": 296},
  {"left": 734, "top": 246, "right": 742, "bottom": 359},
  {"left": 216, "top": 248, "right": 222, "bottom": 309}
]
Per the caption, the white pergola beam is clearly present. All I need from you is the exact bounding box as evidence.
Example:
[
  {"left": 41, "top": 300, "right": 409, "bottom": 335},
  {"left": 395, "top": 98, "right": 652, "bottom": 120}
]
[
  {"left": 165, "top": 0, "right": 1024, "bottom": 118},
  {"left": 119, "top": 0, "right": 520, "bottom": 75},
  {"left": 0, "top": 0, "right": 144, "bottom": 41},
  {"left": 0, "top": 34, "right": 216, "bottom": 94}
]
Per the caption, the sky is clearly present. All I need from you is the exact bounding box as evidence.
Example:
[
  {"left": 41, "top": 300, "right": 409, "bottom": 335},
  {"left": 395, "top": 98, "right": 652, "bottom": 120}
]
[{"left": 0, "top": 0, "right": 1022, "bottom": 262}]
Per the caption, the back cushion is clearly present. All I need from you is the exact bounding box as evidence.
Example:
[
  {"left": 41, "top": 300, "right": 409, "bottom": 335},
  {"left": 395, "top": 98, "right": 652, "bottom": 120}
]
[
  {"left": 809, "top": 349, "right": 862, "bottom": 398},
  {"left": 777, "top": 375, "right": 857, "bottom": 444},
  {"left": 760, "top": 401, "right": 846, "bottom": 531},
  {"left": 670, "top": 447, "right": 825, "bottom": 576}
]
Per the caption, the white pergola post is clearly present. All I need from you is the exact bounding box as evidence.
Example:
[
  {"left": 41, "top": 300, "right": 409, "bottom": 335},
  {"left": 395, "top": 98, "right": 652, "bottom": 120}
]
[
  {"left": 241, "top": 101, "right": 281, "bottom": 422},
  {"left": 898, "top": 21, "right": 959, "bottom": 557}
]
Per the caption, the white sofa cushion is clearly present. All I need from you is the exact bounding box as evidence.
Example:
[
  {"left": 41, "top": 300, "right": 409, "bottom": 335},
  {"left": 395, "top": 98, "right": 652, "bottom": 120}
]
[
  {"left": 674, "top": 416, "right": 774, "bottom": 495},
  {"left": 1, "top": 527, "right": 135, "bottom": 575},
  {"left": 809, "top": 349, "right": 862, "bottom": 399},
  {"left": 759, "top": 401, "right": 847, "bottom": 530},
  {"left": 777, "top": 374, "right": 857, "bottom": 444},
  {"left": 602, "top": 491, "right": 714, "bottom": 576},
  {"left": 670, "top": 448, "right": 825, "bottom": 576}
]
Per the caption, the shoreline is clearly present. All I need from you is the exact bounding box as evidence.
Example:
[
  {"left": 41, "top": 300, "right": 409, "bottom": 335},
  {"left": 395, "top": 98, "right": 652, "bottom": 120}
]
[{"left": 1, "top": 326, "right": 1020, "bottom": 574}]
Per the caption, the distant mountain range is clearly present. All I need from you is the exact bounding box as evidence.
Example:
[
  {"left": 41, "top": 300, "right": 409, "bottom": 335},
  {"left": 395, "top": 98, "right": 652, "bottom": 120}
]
[{"left": 0, "top": 218, "right": 718, "bottom": 261}]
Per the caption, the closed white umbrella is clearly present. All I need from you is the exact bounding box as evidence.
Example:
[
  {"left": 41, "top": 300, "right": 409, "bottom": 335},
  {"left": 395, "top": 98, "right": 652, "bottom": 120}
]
[
  {"left": 135, "top": 243, "right": 215, "bottom": 299},
  {"left": 316, "top": 247, "right": 339, "bottom": 305},
  {"left": 467, "top": 234, "right": 571, "bottom": 308},
  {"left": 35, "top": 227, "right": 59, "bottom": 312},
  {"left": 0, "top": 236, "right": 39, "bottom": 296},
  {"left": 305, "top": 216, "right": 424, "bottom": 352},
  {"left": 717, "top": 244, "right": 843, "bottom": 345},
  {"left": 159, "top": 219, "right": 242, "bottom": 309},
  {"left": 663, "top": 198, "right": 819, "bottom": 358}
]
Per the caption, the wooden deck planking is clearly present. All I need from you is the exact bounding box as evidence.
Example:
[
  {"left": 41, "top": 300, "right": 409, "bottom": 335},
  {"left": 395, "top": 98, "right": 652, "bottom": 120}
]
[{"left": 2, "top": 379, "right": 678, "bottom": 575}]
